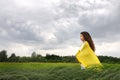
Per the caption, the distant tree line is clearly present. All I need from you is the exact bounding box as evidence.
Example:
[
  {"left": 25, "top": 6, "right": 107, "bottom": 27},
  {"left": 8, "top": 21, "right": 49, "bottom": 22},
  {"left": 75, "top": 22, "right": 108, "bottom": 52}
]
[{"left": 0, "top": 50, "right": 120, "bottom": 63}]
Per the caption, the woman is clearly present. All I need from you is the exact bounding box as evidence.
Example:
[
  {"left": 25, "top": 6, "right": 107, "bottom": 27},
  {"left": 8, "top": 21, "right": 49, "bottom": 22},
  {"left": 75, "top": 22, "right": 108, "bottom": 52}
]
[{"left": 76, "top": 31, "right": 102, "bottom": 69}]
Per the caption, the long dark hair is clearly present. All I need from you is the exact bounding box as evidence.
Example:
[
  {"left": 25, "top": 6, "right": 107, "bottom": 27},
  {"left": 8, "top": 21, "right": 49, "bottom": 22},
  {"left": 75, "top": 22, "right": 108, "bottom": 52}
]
[{"left": 80, "top": 31, "right": 95, "bottom": 51}]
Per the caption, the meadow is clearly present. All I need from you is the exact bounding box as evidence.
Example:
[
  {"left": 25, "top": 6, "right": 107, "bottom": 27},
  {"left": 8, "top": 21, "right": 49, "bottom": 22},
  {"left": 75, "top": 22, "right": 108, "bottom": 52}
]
[{"left": 0, "top": 63, "right": 120, "bottom": 80}]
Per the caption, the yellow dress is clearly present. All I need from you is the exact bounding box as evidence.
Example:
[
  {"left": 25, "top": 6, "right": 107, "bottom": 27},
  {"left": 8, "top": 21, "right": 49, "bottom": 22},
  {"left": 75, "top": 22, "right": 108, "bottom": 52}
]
[{"left": 76, "top": 41, "right": 103, "bottom": 68}]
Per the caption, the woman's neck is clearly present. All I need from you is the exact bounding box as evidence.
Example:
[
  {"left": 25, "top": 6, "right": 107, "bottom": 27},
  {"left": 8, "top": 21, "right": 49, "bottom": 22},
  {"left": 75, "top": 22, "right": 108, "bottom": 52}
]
[{"left": 83, "top": 40, "right": 86, "bottom": 43}]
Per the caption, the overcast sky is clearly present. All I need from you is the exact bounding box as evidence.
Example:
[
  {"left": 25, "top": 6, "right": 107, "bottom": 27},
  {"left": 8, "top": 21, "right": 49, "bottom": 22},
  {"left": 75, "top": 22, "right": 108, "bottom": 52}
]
[{"left": 0, "top": 0, "right": 120, "bottom": 57}]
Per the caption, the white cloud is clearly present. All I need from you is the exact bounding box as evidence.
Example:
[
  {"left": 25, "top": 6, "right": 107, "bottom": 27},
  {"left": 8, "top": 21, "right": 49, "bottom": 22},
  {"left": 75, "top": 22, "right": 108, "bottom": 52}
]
[
  {"left": 8, "top": 43, "right": 34, "bottom": 57},
  {"left": 96, "top": 41, "right": 120, "bottom": 57}
]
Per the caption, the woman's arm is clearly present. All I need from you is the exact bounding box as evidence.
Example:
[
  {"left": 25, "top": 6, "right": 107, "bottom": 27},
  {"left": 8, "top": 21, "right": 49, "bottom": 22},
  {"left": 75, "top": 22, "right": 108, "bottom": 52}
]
[{"left": 76, "top": 41, "right": 86, "bottom": 58}]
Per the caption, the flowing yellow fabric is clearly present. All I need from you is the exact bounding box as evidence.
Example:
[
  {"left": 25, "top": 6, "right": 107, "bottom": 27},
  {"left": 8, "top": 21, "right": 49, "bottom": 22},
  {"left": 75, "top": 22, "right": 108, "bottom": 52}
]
[{"left": 76, "top": 41, "right": 102, "bottom": 68}]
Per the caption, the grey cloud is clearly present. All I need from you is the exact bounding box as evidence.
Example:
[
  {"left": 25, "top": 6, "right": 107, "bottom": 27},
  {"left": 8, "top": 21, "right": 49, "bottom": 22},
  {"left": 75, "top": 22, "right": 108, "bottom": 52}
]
[
  {"left": 54, "top": 0, "right": 120, "bottom": 42},
  {"left": 0, "top": 0, "right": 57, "bottom": 47},
  {"left": 0, "top": 0, "right": 120, "bottom": 57}
]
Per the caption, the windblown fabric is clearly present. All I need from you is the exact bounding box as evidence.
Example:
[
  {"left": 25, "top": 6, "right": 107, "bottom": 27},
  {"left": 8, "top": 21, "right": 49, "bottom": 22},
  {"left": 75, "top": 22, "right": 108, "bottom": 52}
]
[{"left": 76, "top": 41, "right": 102, "bottom": 68}]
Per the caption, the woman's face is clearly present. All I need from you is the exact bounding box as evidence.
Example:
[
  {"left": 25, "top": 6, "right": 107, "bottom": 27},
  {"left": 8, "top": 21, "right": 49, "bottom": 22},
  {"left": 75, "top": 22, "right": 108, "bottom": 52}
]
[{"left": 80, "top": 34, "right": 85, "bottom": 42}]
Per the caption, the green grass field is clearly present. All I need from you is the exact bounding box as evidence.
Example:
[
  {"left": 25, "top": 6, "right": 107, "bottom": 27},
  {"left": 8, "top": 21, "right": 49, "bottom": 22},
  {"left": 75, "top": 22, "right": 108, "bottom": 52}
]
[{"left": 0, "top": 63, "right": 120, "bottom": 80}]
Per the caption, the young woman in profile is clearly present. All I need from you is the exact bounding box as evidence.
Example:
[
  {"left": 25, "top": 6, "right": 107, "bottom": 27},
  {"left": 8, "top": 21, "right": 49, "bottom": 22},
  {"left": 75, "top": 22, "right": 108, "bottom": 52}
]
[{"left": 76, "top": 31, "right": 102, "bottom": 69}]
